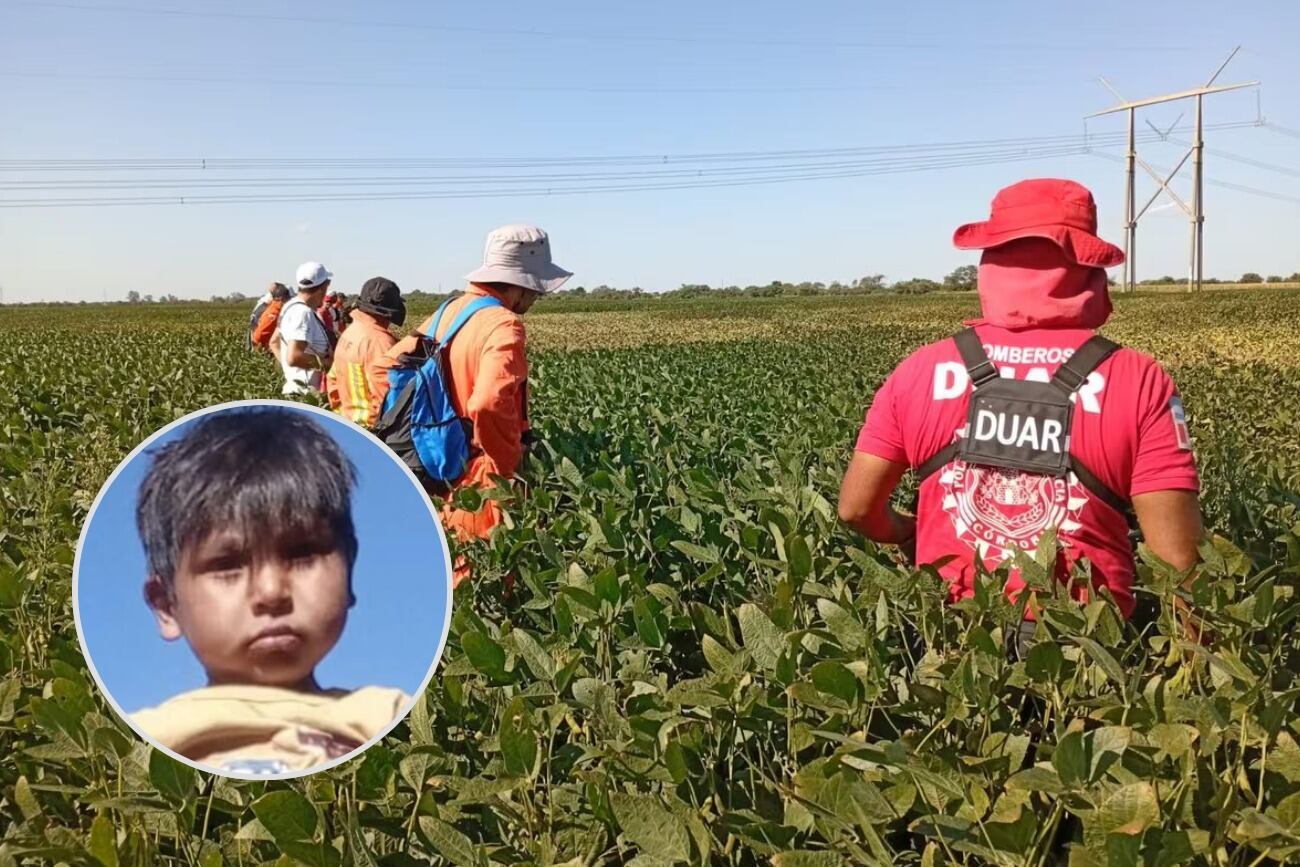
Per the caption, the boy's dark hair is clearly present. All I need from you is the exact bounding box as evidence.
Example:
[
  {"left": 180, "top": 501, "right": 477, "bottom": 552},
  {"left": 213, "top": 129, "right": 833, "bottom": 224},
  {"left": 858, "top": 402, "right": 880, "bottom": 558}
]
[{"left": 137, "top": 407, "right": 358, "bottom": 588}]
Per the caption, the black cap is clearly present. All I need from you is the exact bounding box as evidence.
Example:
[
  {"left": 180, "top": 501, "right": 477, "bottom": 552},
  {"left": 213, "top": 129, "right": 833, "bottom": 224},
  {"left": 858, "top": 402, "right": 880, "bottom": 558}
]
[{"left": 357, "top": 277, "right": 406, "bottom": 326}]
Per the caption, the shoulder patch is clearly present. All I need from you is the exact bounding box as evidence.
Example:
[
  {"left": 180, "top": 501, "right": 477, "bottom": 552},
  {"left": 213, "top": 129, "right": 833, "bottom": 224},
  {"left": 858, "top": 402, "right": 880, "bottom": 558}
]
[{"left": 1170, "top": 396, "right": 1192, "bottom": 450}]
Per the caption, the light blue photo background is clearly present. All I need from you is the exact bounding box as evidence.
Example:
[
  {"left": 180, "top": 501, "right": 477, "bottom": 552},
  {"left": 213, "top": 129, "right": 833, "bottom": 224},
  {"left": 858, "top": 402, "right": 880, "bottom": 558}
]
[{"left": 77, "top": 403, "right": 450, "bottom": 713}]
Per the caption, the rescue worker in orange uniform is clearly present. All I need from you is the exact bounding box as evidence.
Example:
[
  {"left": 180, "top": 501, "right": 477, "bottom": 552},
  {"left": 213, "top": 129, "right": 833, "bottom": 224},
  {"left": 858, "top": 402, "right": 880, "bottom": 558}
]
[
  {"left": 251, "top": 283, "right": 291, "bottom": 351},
  {"left": 385, "top": 224, "right": 572, "bottom": 587},
  {"left": 327, "top": 277, "right": 406, "bottom": 427}
]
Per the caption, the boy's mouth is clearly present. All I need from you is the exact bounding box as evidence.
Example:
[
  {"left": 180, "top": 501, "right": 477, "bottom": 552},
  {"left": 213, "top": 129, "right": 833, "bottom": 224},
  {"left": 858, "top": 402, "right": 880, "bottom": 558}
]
[{"left": 247, "top": 624, "right": 304, "bottom": 654}]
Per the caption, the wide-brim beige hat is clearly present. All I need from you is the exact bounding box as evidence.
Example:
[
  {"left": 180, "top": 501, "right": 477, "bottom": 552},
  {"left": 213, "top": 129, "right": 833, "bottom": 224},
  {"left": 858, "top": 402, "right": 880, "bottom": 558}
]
[{"left": 465, "top": 224, "right": 572, "bottom": 294}]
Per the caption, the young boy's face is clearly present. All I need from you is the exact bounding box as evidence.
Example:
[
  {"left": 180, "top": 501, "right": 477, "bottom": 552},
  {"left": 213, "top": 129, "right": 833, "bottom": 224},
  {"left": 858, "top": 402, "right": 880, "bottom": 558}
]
[{"left": 146, "top": 523, "right": 351, "bottom": 690}]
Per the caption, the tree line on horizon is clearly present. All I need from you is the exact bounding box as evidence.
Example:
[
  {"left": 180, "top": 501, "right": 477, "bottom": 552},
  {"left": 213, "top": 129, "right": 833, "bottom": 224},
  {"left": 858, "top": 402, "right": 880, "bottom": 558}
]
[{"left": 10, "top": 266, "right": 1300, "bottom": 307}]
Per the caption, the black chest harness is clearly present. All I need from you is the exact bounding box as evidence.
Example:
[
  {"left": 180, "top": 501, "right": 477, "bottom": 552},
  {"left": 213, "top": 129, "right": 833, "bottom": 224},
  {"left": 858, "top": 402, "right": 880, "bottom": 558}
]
[{"left": 915, "top": 328, "right": 1129, "bottom": 515}]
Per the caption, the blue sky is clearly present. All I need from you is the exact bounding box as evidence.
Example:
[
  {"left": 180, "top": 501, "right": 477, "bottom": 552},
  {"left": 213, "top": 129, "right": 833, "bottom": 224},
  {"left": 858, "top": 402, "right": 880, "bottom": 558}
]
[
  {"left": 76, "top": 402, "right": 450, "bottom": 713},
  {"left": 1, "top": 1, "right": 1297, "bottom": 302}
]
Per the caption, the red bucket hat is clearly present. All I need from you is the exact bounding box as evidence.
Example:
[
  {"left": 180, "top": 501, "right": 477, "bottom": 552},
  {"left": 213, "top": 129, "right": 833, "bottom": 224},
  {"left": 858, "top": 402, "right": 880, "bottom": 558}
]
[{"left": 952, "top": 178, "right": 1125, "bottom": 268}]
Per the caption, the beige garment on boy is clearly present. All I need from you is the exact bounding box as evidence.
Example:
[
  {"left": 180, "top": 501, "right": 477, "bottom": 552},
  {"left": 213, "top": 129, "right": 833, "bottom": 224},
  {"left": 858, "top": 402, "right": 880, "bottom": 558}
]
[{"left": 131, "top": 684, "right": 409, "bottom": 774}]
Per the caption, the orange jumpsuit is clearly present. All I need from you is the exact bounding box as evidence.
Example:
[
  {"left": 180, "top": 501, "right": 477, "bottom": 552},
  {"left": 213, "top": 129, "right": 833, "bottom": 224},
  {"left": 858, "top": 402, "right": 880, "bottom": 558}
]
[
  {"left": 327, "top": 310, "right": 397, "bottom": 428},
  {"left": 384, "top": 286, "right": 530, "bottom": 586}
]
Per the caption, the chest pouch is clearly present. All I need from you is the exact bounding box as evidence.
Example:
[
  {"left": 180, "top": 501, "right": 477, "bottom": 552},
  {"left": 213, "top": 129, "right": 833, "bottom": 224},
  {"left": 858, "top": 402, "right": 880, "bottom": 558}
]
[
  {"left": 917, "top": 328, "right": 1129, "bottom": 516},
  {"left": 959, "top": 369, "right": 1075, "bottom": 476}
]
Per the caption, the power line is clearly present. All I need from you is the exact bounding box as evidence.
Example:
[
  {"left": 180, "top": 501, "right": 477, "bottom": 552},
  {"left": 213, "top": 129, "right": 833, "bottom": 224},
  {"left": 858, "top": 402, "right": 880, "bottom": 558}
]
[
  {"left": 1184, "top": 144, "right": 1300, "bottom": 180},
  {"left": 1262, "top": 121, "right": 1300, "bottom": 141},
  {"left": 0, "top": 121, "right": 1258, "bottom": 174},
  {"left": 3, "top": 68, "right": 1039, "bottom": 95},
  {"left": 0, "top": 143, "right": 1132, "bottom": 208},
  {"left": 0, "top": 142, "right": 1135, "bottom": 191},
  {"left": 1091, "top": 151, "right": 1300, "bottom": 205},
  {"left": 0, "top": 149, "right": 1131, "bottom": 194},
  {"left": 3, "top": 1, "right": 1209, "bottom": 52},
  {"left": 2, "top": 122, "right": 1282, "bottom": 209}
]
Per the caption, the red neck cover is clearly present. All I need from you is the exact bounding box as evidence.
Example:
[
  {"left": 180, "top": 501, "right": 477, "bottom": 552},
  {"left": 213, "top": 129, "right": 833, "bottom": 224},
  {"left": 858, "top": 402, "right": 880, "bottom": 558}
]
[{"left": 965, "top": 239, "right": 1113, "bottom": 331}]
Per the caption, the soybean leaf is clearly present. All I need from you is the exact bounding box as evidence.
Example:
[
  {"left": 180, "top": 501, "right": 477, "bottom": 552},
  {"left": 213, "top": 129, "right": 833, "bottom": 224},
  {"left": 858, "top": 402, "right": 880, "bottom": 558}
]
[
  {"left": 147, "top": 749, "right": 197, "bottom": 806},
  {"left": 461, "top": 631, "right": 510, "bottom": 682},
  {"left": 509, "top": 629, "right": 556, "bottom": 681},
  {"left": 609, "top": 792, "right": 691, "bottom": 862},
  {"left": 87, "top": 813, "right": 118, "bottom": 867},
  {"left": 738, "top": 603, "right": 784, "bottom": 672},
  {"left": 418, "top": 817, "right": 479, "bottom": 867},
  {"left": 279, "top": 841, "right": 341, "bottom": 867},
  {"left": 250, "top": 790, "right": 317, "bottom": 843},
  {"left": 634, "top": 597, "right": 665, "bottom": 648},
  {"left": 1071, "top": 635, "right": 1128, "bottom": 689},
  {"left": 810, "top": 662, "right": 858, "bottom": 704},
  {"left": 499, "top": 697, "right": 539, "bottom": 778}
]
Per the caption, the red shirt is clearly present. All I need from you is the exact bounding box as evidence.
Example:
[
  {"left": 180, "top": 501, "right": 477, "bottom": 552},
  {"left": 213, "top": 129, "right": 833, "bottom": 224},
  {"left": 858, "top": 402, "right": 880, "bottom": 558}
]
[{"left": 855, "top": 324, "right": 1198, "bottom": 618}]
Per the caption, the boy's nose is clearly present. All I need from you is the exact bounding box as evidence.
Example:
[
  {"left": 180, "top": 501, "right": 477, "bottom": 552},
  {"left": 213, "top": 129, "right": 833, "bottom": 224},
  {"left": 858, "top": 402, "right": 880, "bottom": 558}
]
[{"left": 249, "top": 562, "right": 293, "bottom": 612}]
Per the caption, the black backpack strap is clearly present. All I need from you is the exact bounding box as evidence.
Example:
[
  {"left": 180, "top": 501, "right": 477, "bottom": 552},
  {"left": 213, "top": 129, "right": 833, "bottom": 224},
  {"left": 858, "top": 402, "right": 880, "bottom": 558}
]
[
  {"left": 953, "top": 328, "right": 1000, "bottom": 387},
  {"left": 1069, "top": 455, "right": 1130, "bottom": 516},
  {"left": 914, "top": 330, "right": 992, "bottom": 481},
  {"left": 916, "top": 442, "right": 959, "bottom": 482},
  {"left": 1051, "top": 334, "right": 1119, "bottom": 393}
]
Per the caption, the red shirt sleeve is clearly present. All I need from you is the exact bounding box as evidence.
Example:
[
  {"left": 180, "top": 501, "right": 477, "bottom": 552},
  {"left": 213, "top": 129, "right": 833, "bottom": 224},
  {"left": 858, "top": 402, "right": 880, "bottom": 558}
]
[
  {"left": 1129, "top": 361, "right": 1199, "bottom": 496},
  {"left": 855, "top": 364, "right": 908, "bottom": 464}
]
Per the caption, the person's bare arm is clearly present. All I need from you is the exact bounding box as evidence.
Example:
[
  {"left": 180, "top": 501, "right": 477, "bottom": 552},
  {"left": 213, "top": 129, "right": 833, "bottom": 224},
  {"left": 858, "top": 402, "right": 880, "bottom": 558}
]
[
  {"left": 1132, "top": 490, "right": 1202, "bottom": 570},
  {"left": 286, "top": 339, "right": 331, "bottom": 370},
  {"left": 838, "top": 452, "right": 916, "bottom": 547},
  {"left": 1132, "top": 489, "right": 1205, "bottom": 641}
]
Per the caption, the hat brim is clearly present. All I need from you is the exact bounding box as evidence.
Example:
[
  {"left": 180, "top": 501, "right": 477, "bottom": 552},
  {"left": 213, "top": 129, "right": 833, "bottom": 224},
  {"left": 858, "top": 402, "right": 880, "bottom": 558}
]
[
  {"left": 465, "top": 261, "right": 572, "bottom": 295},
  {"left": 953, "top": 222, "right": 1125, "bottom": 268},
  {"left": 300, "top": 270, "right": 335, "bottom": 290},
  {"left": 359, "top": 300, "right": 403, "bottom": 318}
]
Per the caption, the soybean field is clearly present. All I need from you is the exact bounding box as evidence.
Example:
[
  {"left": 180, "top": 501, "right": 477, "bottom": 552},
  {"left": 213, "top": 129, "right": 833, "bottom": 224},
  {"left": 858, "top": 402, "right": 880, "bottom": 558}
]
[{"left": 1, "top": 290, "right": 1299, "bottom": 866}]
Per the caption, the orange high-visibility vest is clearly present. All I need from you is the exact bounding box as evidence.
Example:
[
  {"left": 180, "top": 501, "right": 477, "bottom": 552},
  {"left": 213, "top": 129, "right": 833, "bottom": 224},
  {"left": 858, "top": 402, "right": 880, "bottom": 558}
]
[{"left": 326, "top": 310, "right": 397, "bottom": 428}]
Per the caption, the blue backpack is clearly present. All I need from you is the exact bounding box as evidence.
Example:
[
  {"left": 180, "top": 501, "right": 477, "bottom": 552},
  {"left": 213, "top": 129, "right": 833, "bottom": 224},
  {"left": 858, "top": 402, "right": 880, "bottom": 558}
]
[{"left": 372, "top": 295, "right": 503, "bottom": 494}]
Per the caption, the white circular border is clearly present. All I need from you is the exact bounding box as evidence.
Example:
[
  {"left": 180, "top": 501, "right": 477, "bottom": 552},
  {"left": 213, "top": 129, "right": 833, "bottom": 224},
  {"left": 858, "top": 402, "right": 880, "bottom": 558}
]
[{"left": 71, "top": 398, "right": 455, "bottom": 782}]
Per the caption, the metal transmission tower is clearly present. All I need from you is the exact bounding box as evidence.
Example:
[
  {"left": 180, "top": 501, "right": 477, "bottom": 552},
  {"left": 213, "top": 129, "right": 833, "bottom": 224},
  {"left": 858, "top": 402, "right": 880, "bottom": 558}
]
[{"left": 1087, "top": 48, "right": 1257, "bottom": 293}]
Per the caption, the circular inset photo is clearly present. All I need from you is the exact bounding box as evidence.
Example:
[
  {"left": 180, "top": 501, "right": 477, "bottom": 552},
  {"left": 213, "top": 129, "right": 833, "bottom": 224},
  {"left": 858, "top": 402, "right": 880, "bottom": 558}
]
[{"left": 73, "top": 400, "right": 452, "bottom": 780}]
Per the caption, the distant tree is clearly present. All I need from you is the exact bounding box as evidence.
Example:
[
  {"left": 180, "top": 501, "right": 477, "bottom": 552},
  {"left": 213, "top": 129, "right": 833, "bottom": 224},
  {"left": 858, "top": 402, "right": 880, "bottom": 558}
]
[
  {"left": 1266, "top": 275, "right": 1285, "bottom": 284},
  {"left": 854, "top": 274, "right": 887, "bottom": 293},
  {"left": 942, "top": 265, "right": 978, "bottom": 291},
  {"left": 143, "top": 294, "right": 154, "bottom": 303},
  {"left": 673, "top": 283, "right": 714, "bottom": 298},
  {"left": 1240, "top": 272, "right": 1263, "bottom": 284},
  {"left": 892, "top": 278, "right": 941, "bottom": 295},
  {"left": 126, "top": 290, "right": 141, "bottom": 303},
  {"left": 1288, "top": 272, "right": 1300, "bottom": 283},
  {"left": 569, "top": 285, "right": 587, "bottom": 296}
]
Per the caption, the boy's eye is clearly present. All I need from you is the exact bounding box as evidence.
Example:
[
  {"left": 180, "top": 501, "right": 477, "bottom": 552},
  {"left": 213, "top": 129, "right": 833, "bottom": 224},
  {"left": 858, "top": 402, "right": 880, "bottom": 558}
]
[{"left": 282, "top": 541, "right": 334, "bottom": 566}]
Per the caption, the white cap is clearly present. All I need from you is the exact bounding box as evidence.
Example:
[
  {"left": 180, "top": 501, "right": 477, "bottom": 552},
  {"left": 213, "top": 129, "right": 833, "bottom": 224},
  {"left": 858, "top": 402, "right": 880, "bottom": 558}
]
[{"left": 295, "top": 261, "right": 333, "bottom": 290}]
